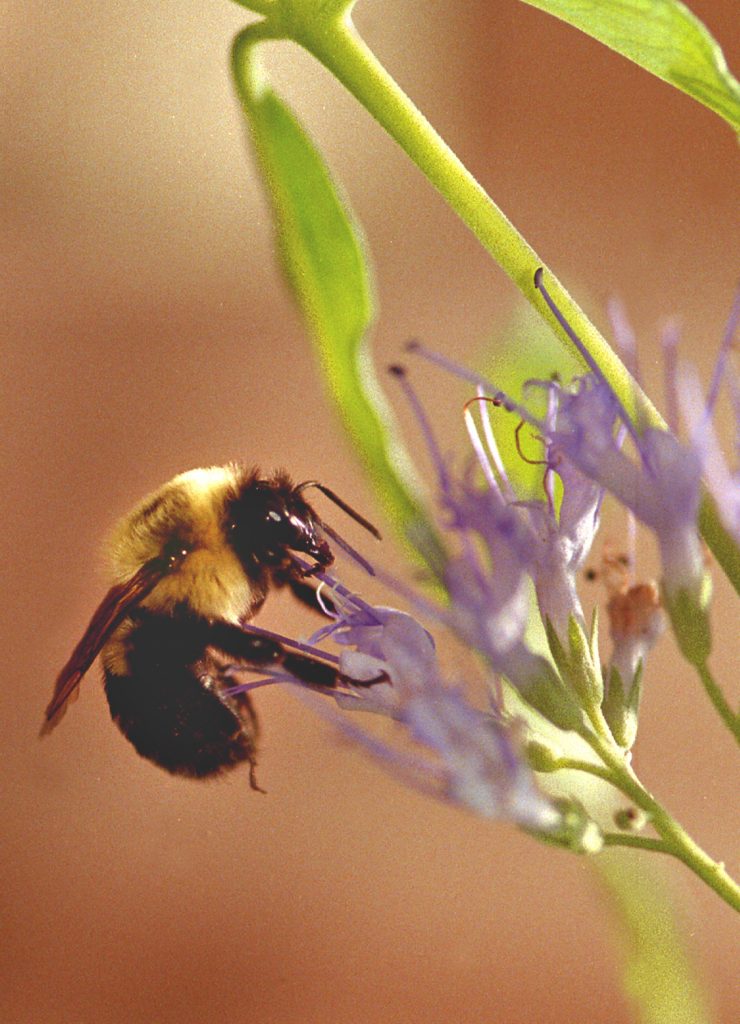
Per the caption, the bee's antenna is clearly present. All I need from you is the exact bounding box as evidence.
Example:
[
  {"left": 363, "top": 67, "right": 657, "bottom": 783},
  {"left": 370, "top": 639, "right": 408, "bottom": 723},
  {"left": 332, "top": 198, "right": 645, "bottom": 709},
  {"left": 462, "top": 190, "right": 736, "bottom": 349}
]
[{"left": 296, "top": 481, "right": 382, "bottom": 540}]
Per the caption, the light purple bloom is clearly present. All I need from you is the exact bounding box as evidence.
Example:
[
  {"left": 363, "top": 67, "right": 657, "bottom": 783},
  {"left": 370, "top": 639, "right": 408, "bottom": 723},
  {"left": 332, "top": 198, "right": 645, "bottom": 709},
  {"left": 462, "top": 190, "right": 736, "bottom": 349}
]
[
  {"left": 401, "top": 350, "right": 604, "bottom": 653},
  {"left": 225, "top": 275, "right": 737, "bottom": 827},
  {"left": 225, "top": 571, "right": 559, "bottom": 831},
  {"left": 678, "top": 364, "right": 740, "bottom": 548},
  {"left": 532, "top": 273, "right": 736, "bottom": 609},
  {"left": 552, "top": 380, "right": 705, "bottom": 602},
  {"left": 518, "top": 382, "right": 603, "bottom": 638},
  {"left": 327, "top": 598, "right": 558, "bottom": 827},
  {"left": 290, "top": 584, "right": 560, "bottom": 829},
  {"left": 407, "top": 273, "right": 739, "bottom": 638},
  {"left": 395, "top": 362, "right": 598, "bottom": 666}
]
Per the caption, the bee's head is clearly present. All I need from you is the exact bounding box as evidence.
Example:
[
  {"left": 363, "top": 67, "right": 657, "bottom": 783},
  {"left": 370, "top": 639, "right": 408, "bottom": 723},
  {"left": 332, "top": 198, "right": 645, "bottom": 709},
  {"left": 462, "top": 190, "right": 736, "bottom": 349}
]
[{"left": 227, "top": 473, "right": 333, "bottom": 575}]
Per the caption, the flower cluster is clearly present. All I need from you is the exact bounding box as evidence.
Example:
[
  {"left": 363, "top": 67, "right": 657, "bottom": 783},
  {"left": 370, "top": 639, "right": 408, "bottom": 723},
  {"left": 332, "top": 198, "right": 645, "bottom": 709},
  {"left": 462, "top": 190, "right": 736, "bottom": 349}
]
[
  {"left": 230, "top": 274, "right": 738, "bottom": 846},
  {"left": 229, "top": 574, "right": 561, "bottom": 834},
  {"left": 406, "top": 271, "right": 738, "bottom": 671}
]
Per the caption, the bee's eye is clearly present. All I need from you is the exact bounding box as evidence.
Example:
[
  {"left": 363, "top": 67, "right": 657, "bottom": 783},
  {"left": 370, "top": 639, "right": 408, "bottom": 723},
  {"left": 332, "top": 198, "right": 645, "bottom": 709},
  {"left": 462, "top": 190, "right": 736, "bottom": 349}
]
[{"left": 265, "top": 509, "right": 284, "bottom": 525}]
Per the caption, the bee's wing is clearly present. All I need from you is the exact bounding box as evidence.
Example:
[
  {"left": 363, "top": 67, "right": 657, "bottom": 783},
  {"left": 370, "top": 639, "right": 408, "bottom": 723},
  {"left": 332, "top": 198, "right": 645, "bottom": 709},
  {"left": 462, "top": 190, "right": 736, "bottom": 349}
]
[{"left": 40, "top": 560, "right": 165, "bottom": 735}]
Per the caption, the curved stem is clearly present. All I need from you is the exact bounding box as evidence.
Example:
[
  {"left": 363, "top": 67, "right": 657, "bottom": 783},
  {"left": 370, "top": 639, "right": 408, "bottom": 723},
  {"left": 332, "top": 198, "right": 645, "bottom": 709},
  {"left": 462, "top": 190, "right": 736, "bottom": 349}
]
[
  {"left": 270, "top": 13, "right": 739, "bottom": 596},
  {"left": 696, "top": 660, "right": 740, "bottom": 744},
  {"left": 232, "top": 19, "right": 281, "bottom": 92},
  {"left": 227, "top": 7, "right": 740, "bottom": 593},
  {"left": 587, "top": 733, "right": 740, "bottom": 912},
  {"left": 554, "top": 757, "right": 615, "bottom": 784},
  {"left": 603, "top": 834, "right": 669, "bottom": 854},
  {"left": 299, "top": 22, "right": 651, "bottom": 410}
]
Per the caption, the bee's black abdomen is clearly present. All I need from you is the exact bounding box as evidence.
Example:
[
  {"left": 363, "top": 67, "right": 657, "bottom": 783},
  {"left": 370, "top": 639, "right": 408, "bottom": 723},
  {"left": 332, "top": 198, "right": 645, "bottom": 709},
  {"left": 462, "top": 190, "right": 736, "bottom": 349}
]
[
  {"left": 105, "top": 667, "right": 255, "bottom": 778},
  {"left": 104, "top": 611, "right": 257, "bottom": 779}
]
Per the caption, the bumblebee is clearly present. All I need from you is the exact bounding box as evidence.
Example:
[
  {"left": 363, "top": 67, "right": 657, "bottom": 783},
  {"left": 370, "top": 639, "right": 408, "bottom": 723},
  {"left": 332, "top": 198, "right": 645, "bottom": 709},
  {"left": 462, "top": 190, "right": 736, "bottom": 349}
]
[{"left": 41, "top": 465, "right": 380, "bottom": 785}]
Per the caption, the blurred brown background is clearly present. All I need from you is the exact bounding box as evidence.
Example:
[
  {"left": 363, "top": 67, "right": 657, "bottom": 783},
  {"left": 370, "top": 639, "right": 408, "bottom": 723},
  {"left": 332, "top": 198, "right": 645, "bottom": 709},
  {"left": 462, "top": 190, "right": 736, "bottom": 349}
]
[{"left": 2, "top": 2, "right": 739, "bottom": 1022}]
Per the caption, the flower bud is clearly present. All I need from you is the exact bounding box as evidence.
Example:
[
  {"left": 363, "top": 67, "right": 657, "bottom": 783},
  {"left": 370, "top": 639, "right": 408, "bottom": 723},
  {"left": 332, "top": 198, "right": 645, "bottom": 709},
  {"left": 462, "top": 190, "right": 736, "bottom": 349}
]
[
  {"left": 513, "top": 655, "right": 586, "bottom": 733},
  {"left": 601, "top": 580, "right": 664, "bottom": 748},
  {"left": 613, "top": 806, "right": 650, "bottom": 832},
  {"left": 525, "top": 739, "right": 565, "bottom": 773},
  {"left": 535, "top": 798, "right": 604, "bottom": 854},
  {"left": 602, "top": 665, "right": 641, "bottom": 750},
  {"left": 663, "top": 573, "right": 713, "bottom": 666}
]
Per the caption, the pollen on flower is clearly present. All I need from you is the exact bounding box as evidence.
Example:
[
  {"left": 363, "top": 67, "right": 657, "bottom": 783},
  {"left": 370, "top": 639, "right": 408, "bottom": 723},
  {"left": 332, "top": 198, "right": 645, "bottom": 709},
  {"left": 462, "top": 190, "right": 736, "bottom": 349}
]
[
  {"left": 583, "top": 543, "right": 664, "bottom": 747},
  {"left": 607, "top": 582, "right": 663, "bottom": 646},
  {"left": 585, "top": 544, "right": 664, "bottom": 706}
]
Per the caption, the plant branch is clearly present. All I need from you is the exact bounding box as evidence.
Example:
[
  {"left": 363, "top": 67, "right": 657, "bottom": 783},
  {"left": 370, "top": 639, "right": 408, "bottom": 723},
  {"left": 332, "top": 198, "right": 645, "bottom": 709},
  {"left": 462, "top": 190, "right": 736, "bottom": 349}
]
[
  {"left": 280, "top": 14, "right": 740, "bottom": 595},
  {"left": 586, "top": 732, "right": 740, "bottom": 912},
  {"left": 696, "top": 659, "right": 740, "bottom": 744},
  {"left": 603, "top": 834, "right": 668, "bottom": 854}
]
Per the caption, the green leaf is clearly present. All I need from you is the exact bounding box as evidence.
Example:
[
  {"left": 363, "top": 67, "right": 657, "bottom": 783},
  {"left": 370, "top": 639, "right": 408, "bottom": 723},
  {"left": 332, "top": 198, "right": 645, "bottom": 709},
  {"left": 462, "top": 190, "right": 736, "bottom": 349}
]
[
  {"left": 231, "top": 29, "right": 443, "bottom": 571},
  {"left": 598, "top": 852, "right": 712, "bottom": 1024},
  {"left": 544, "top": 614, "right": 568, "bottom": 668},
  {"left": 533, "top": 797, "right": 604, "bottom": 853},
  {"left": 520, "top": 0, "right": 740, "bottom": 132},
  {"left": 567, "top": 612, "right": 604, "bottom": 707},
  {"left": 588, "top": 604, "right": 599, "bottom": 664},
  {"left": 602, "top": 664, "right": 640, "bottom": 749}
]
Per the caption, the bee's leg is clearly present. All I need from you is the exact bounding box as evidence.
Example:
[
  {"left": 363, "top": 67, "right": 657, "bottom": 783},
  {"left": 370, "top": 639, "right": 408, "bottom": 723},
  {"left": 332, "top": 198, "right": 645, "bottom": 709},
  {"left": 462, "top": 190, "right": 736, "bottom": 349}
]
[{"left": 206, "top": 621, "right": 383, "bottom": 690}]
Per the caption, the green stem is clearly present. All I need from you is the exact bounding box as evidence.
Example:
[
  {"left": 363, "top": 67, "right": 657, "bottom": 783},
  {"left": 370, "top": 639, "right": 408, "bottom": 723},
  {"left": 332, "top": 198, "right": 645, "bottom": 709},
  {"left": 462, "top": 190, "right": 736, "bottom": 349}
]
[
  {"left": 603, "top": 834, "right": 669, "bottom": 854},
  {"left": 278, "top": 13, "right": 740, "bottom": 595},
  {"left": 231, "top": 3, "right": 740, "bottom": 910},
  {"left": 232, "top": 19, "right": 279, "bottom": 89},
  {"left": 696, "top": 660, "right": 740, "bottom": 744},
  {"left": 555, "top": 758, "right": 615, "bottom": 784},
  {"left": 698, "top": 493, "right": 740, "bottom": 595},
  {"left": 301, "top": 22, "right": 649, "bottom": 410},
  {"left": 587, "top": 733, "right": 740, "bottom": 912}
]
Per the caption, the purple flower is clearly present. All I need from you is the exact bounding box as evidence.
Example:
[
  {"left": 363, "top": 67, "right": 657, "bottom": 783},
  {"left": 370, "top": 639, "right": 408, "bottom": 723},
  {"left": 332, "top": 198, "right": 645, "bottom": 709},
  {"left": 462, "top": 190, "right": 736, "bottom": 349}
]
[
  {"left": 392, "top": 363, "right": 596, "bottom": 693},
  {"left": 678, "top": 365, "right": 740, "bottom": 548},
  {"left": 406, "top": 272, "right": 740, "bottom": 665},
  {"left": 519, "top": 383, "right": 603, "bottom": 639},
  {"left": 225, "top": 275, "right": 736, "bottom": 831},
  {"left": 330, "top": 600, "right": 558, "bottom": 827},
  {"left": 225, "top": 573, "right": 559, "bottom": 831},
  {"left": 554, "top": 378, "right": 705, "bottom": 606},
  {"left": 301, "top": 586, "right": 560, "bottom": 829},
  {"left": 533, "top": 273, "right": 738, "bottom": 627}
]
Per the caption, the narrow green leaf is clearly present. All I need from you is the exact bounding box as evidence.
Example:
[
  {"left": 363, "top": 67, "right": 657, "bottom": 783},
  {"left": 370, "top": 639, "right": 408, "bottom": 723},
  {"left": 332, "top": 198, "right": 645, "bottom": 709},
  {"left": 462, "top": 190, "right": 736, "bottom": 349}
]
[
  {"left": 544, "top": 614, "right": 568, "bottom": 669},
  {"left": 231, "top": 30, "right": 443, "bottom": 570},
  {"left": 568, "top": 612, "right": 604, "bottom": 707},
  {"left": 588, "top": 604, "right": 599, "bottom": 664},
  {"left": 602, "top": 664, "right": 638, "bottom": 749},
  {"left": 598, "top": 852, "right": 712, "bottom": 1024},
  {"left": 520, "top": 0, "right": 740, "bottom": 132}
]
